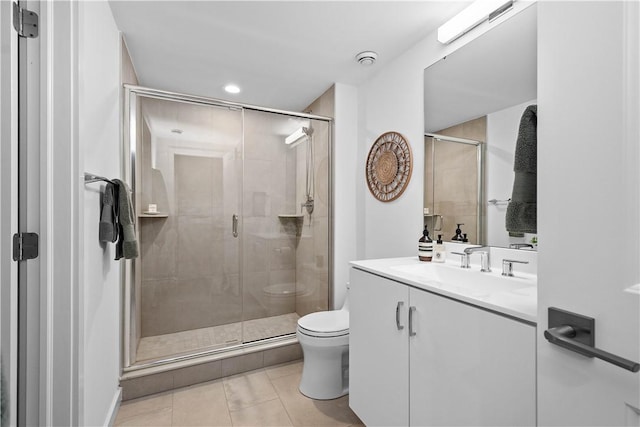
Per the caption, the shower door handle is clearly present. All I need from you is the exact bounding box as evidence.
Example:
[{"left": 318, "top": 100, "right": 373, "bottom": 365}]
[{"left": 232, "top": 214, "right": 238, "bottom": 238}]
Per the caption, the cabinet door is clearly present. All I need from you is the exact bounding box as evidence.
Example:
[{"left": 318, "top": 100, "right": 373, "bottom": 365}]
[
  {"left": 409, "top": 289, "right": 536, "bottom": 426},
  {"left": 349, "top": 268, "right": 409, "bottom": 426}
]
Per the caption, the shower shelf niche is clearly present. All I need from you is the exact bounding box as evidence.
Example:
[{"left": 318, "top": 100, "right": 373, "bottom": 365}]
[
  {"left": 139, "top": 212, "right": 169, "bottom": 218},
  {"left": 278, "top": 214, "right": 304, "bottom": 237}
]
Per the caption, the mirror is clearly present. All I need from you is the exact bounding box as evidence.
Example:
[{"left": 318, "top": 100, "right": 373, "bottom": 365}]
[{"left": 423, "top": 4, "right": 537, "bottom": 248}]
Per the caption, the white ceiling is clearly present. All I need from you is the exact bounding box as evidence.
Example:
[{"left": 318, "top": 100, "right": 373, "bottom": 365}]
[{"left": 109, "top": 1, "right": 471, "bottom": 112}]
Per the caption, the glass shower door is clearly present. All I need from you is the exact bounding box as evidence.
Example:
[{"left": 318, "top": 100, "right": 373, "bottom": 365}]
[
  {"left": 132, "top": 94, "right": 244, "bottom": 363},
  {"left": 241, "top": 109, "right": 330, "bottom": 343}
]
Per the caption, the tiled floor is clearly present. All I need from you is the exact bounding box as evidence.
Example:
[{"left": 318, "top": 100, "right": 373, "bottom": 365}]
[
  {"left": 114, "top": 361, "right": 363, "bottom": 427},
  {"left": 137, "top": 314, "right": 301, "bottom": 362}
]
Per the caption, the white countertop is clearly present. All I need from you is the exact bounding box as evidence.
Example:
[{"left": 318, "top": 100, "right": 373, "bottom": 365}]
[{"left": 350, "top": 257, "right": 537, "bottom": 324}]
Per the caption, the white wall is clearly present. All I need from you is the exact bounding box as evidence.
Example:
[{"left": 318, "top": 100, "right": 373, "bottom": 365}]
[
  {"left": 486, "top": 99, "right": 537, "bottom": 247},
  {"left": 356, "top": 2, "right": 536, "bottom": 260},
  {"left": 78, "top": 2, "right": 122, "bottom": 425},
  {"left": 333, "top": 83, "right": 358, "bottom": 307}
]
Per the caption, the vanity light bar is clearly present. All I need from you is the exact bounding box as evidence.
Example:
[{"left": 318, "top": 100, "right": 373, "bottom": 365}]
[{"left": 437, "top": 0, "right": 514, "bottom": 44}]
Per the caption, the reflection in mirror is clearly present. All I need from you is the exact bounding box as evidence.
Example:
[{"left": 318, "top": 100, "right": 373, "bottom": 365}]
[
  {"left": 424, "top": 119, "right": 485, "bottom": 245},
  {"left": 423, "top": 4, "right": 537, "bottom": 248}
]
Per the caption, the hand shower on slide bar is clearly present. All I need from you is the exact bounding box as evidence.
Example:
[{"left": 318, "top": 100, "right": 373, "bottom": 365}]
[
  {"left": 286, "top": 126, "right": 315, "bottom": 216},
  {"left": 303, "top": 127, "right": 314, "bottom": 216}
]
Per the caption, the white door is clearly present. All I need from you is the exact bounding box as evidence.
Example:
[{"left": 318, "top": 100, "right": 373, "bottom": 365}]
[
  {"left": 0, "top": 2, "right": 20, "bottom": 426},
  {"left": 537, "top": 1, "right": 640, "bottom": 425}
]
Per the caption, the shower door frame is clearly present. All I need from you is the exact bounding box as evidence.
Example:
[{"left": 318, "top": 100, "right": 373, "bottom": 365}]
[{"left": 121, "top": 85, "right": 334, "bottom": 372}]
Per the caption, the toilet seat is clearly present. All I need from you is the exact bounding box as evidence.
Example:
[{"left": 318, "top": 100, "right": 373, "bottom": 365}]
[{"left": 297, "top": 310, "right": 349, "bottom": 337}]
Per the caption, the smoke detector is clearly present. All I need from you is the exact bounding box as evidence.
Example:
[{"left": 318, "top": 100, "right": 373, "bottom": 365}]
[{"left": 356, "top": 51, "right": 378, "bottom": 66}]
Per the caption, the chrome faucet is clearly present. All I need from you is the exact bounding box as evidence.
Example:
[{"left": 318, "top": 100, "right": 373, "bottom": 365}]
[
  {"left": 451, "top": 252, "right": 470, "bottom": 268},
  {"left": 502, "top": 259, "right": 529, "bottom": 277},
  {"left": 463, "top": 246, "right": 491, "bottom": 272}
]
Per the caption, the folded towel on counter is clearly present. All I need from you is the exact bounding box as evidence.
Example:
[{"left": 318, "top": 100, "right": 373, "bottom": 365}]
[
  {"left": 113, "top": 179, "right": 139, "bottom": 260},
  {"left": 98, "top": 182, "right": 118, "bottom": 243},
  {"left": 506, "top": 105, "right": 537, "bottom": 234}
]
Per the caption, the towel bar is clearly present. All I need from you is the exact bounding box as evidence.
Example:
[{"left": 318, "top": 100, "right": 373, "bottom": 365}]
[
  {"left": 488, "top": 198, "right": 511, "bottom": 206},
  {"left": 84, "top": 172, "right": 114, "bottom": 184}
]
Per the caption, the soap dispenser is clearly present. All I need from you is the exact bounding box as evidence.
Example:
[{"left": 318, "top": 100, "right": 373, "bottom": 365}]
[
  {"left": 433, "top": 234, "right": 446, "bottom": 263},
  {"left": 418, "top": 226, "right": 433, "bottom": 261},
  {"left": 452, "top": 224, "right": 465, "bottom": 241}
]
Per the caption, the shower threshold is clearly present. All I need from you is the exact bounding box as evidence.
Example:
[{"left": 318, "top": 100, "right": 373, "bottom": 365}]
[{"left": 135, "top": 312, "right": 300, "bottom": 364}]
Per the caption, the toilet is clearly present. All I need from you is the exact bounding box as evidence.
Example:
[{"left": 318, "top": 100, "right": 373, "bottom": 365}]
[{"left": 296, "top": 291, "right": 349, "bottom": 400}]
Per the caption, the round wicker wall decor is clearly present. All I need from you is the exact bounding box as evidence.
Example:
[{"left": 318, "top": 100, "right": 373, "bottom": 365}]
[{"left": 366, "top": 131, "right": 413, "bottom": 202}]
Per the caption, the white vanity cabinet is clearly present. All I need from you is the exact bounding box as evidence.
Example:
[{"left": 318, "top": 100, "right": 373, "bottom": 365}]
[
  {"left": 349, "top": 267, "right": 536, "bottom": 426},
  {"left": 350, "top": 268, "right": 410, "bottom": 426}
]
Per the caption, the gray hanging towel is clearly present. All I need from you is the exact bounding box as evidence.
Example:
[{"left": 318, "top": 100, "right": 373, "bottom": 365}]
[
  {"left": 506, "top": 104, "right": 537, "bottom": 234},
  {"left": 98, "top": 182, "right": 118, "bottom": 243},
  {"left": 113, "top": 179, "right": 139, "bottom": 260}
]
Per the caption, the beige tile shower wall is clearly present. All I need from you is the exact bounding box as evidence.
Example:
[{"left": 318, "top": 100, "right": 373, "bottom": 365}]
[
  {"left": 296, "top": 86, "right": 333, "bottom": 316},
  {"left": 133, "top": 118, "right": 153, "bottom": 354},
  {"left": 429, "top": 117, "right": 486, "bottom": 244},
  {"left": 140, "top": 154, "right": 242, "bottom": 337}
]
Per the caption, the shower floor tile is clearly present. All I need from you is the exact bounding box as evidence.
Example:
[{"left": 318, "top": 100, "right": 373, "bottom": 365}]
[{"left": 136, "top": 313, "right": 300, "bottom": 363}]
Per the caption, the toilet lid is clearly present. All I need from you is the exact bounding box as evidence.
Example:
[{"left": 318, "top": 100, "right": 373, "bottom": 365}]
[{"left": 297, "top": 310, "right": 349, "bottom": 336}]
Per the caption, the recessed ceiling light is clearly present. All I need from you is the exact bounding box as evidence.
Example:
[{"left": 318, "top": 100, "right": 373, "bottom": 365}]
[
  {"left": 224, "top": 84, "right": 241, "bottom": 94},
  {"left": 171, "top": 129, "right": 183, "bottom": 134},
  {"left": 355, "top": 51, "right": 378, "bottom": 66}
]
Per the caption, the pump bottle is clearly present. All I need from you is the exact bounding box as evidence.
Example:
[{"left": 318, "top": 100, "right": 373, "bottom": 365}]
[
  {"left": 432, "top": 234, "right": 446, "bottom": 263},
  {"left": 418, "top": 226, "right": 433, "bottom": 261}
]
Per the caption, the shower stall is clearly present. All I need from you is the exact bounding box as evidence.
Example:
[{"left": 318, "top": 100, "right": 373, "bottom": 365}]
[{"left": 122, "top": 86, "right": 332, "bottom": 371}]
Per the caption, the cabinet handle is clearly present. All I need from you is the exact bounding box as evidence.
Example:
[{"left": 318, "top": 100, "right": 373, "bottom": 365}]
[
  {"left": 409, "top": 306, "right": 417, "bottom": 337},
  {"left": 396, "top": 301, "right": 404, "bottom": 330}
]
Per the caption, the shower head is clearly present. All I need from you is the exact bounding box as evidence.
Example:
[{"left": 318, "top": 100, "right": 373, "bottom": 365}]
[{"left": 285, "top": 127, "right": 313, "bottom": 147}]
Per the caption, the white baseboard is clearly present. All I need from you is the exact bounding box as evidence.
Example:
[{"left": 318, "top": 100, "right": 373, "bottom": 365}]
[{"left": 104, "top": 387, "right": 122, "bottom": 426}]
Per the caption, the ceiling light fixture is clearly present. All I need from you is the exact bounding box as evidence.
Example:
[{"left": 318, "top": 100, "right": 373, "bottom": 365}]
[
  {"left": 355, "top": 51, "right": 378, "bottom": 66},
  {"left": 437, "top": 0, "right": 514, "bottom": 44},
  {"left": 224, "top": 84, "right": 241, "bottom": 94}
]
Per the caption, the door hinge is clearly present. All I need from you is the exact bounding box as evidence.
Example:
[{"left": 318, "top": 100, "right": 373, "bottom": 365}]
[
  {"left": 13, "top": 232, "right": 39, "bottom": 261},
  {"left": 12, "top": 2, "right": 39, "bottom": 39}
]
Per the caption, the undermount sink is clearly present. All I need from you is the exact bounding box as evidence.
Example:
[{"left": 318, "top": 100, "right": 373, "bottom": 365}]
[{"left": 389, "top": 262, "right": 535, "bottom": 297}]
